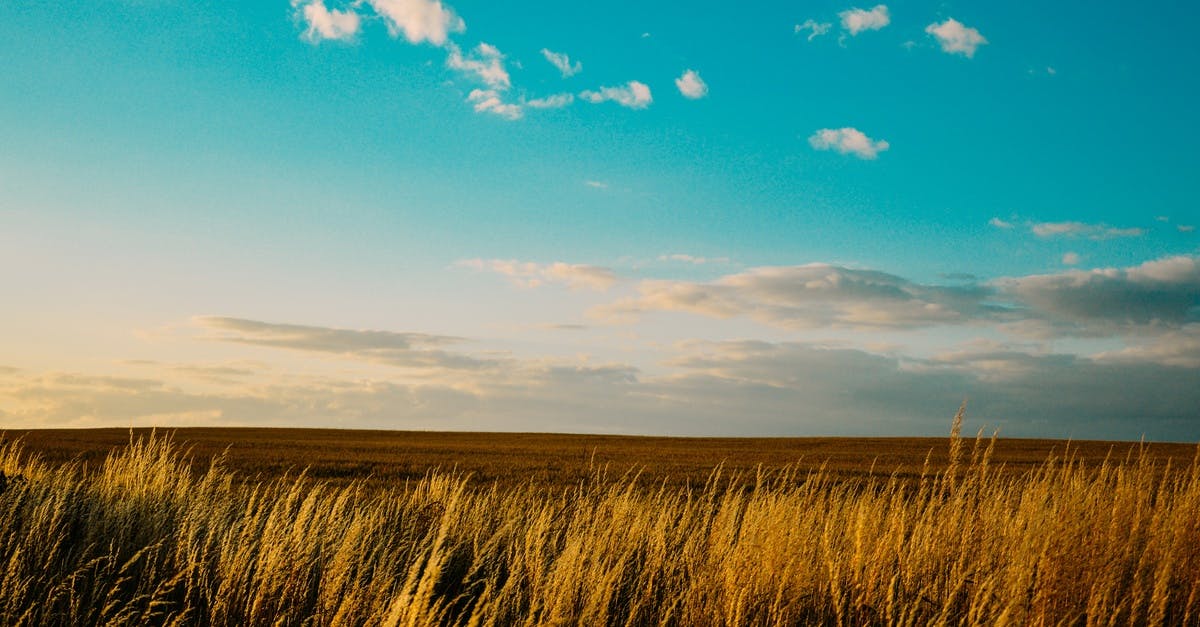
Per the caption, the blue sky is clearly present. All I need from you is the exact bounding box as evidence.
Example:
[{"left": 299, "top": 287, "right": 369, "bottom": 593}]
[{"left": 1, "top": 0, "right": 1198, "bottom": 440}]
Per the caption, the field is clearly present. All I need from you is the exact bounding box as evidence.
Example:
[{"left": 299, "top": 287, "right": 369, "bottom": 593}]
[
  {"left": 1, "top": 413, "right": 1199, "bottom": 625},
  {"left": 6, "top": 424, "right": 1197, "bottom": 490}
]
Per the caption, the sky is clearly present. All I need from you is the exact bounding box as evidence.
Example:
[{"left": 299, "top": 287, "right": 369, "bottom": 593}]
[{"left": 1, "top": 0, "right": 1198, "bottom": 440}]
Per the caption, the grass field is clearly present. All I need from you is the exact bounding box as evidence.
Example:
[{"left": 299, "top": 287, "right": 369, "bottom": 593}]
[
  {"left": 5, "top": 424, "right": 1196, "bottom": 490},
  {"left": 2, "top": 412, "right": 1199, "bottom": 625}
]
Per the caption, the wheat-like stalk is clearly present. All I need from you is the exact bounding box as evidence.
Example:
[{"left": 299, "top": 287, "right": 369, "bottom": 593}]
[{"left": 0, "top": 415, "right": 1196, "bottom": 626}]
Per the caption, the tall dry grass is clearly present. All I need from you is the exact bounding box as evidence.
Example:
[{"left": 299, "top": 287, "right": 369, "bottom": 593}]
[{"left": 1, "top": 412, "right": 1198, "bottom": 626}]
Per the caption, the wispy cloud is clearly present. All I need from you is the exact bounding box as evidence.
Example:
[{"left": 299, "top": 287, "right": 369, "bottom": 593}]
[
  {"left": 925, "top": 18, "right": 987, "bottom": 58},
  {"left": 580, "top": 81, "right": 652, "bottom": 109},
  {"left": 989, "top": 217, "right": 1014, "bottom": 229},
  {"left": 447, "top": 42, "right": 510, "bottom": 90},
  {"left": 594, "top": 264, "right": 993, "bottom": 329},
  {"left": 458, "top": 259, "right": 619, "bottom": 291},
  {"left": 467, "top": 89, "right": 522, "bottom": 120},
  {"left": 808, "top": 127, "right": 890, "bottom": 159},
  {"left": 199, "top": 316, "right": 461, "bottom": 350},
  {"left": 540, "top": 323, "right": 590, "bottom": 332},
  {"left": 674, "top": 70, "right": 709, "bottom": 99},
  {"left": 293, "top": 0, "right": 361, "bottom": 43},
  {"left": 365, "top": 0, "right": 464, "bottom": 46},
  {"left": 795, "top": 19, "right": 833, "bottom": 41},
  {"left": 195, "top": 316, "right": 492, "bottom": 370},
  {"left": 525, "top": 93, "right": 574, "bottom": 109},
  {"left": 540, "top": 48, "right": 582, "bottom": 77},
  {"left": 1062, "top": 252, "right": 1081, "bottom": 266},
  {"left": 584, "top": 180, "right": 609, "bottom": 189},
  {"left": 839, "top": 5, "right": 890, "bottom": 35},
  {"left": 1030, "top": 221, "right": 1145, "bottom": 240},
  {"left": 447, "top": 42, "right": 522, "bottom": 118}
]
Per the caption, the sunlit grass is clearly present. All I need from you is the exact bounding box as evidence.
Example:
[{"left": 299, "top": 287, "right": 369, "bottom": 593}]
[{"left": 1, "top": 408, "right": 1197, "bottom": 625}]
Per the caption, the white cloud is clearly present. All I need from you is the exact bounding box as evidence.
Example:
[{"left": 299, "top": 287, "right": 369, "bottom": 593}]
[
  {"left": 808, "top": 127, "right": 890, "bottom": 159},
  {"left": 999, "top": 255, "right": 1200, "bottom": 332},
  {"left": 449, "top": 43, "right": 521, "bottom": 119},
  {"left": 525, "top": 93, "right": 574, "bottom": 109},
  {"left": 540, "top": 48, "right": 582, "bottom": 77},
  {"left": 839, "top": 5, "right": 890, "bottom": 35},
  {"left": 294, "top": 0, "right": 361, "bottom": 43},
  {"left": 365, "top": 0, "right": 464, "bottom": 46},
  {"left": 1062, "top": 252, "right": 1081, "bottom": 266},
  {"left": 674, "top": 69, "right": 709, "bottom": 99},
  {"left": 467, "top": 89, "right": 522, "bottom": 120},
  {"left": 1030, "top": 222, "right": 1084, "bottom": 237},
  {"left": 795, "top": 19, "right": 833, "bottom": 41},
  {"left": 1097, "top": 324, "right": 1200, "bottom": 369},
  {"left": 447, "top": 42, "right": 510, "bottom": 90},
  {"left": 1030, "top": 221, "right": 1145, "bottom": 240},
  {"left": 925, "top": 18, "right": 987, "bottom": 58},
  {"left": 580, "top": 81, "right": 652, "bottom": 109},
  {"left": 1180, "top": 225, "right": 1196, "bottom": 233},
  {"left": 593, "top": 254, "right": 1200, "bottom": 341},
  {"left": 594, "top": 264, "right": 990, "bottom": 330},
  {"left": 989, "top": 217, "right": 1014, "bottom": 229},
  {"left": 458, "top": 259, "right": 619, "bottom": 291},
  {"left": 584, "top": 180, "right": 608, "bottom": 189}
]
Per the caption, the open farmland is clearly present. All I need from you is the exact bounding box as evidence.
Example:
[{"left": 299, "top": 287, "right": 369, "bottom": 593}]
[
  {"left": 5, "top": 426, "right": 1197, "bottom": 489},
  {"left": 1, "top": 417, "right": 1199, "bottom": 625}
]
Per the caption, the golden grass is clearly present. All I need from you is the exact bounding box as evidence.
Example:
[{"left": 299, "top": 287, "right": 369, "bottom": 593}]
[{"left": 1, "top": 414, "right": 1198, "bottom": 625}]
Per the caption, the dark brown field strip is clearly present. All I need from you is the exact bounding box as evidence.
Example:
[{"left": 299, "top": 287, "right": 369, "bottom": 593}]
[{"left": 4, "top": 428, "right": 1196, "bottom": 490}]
